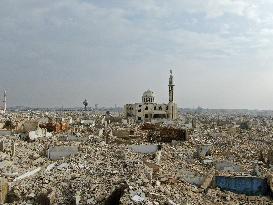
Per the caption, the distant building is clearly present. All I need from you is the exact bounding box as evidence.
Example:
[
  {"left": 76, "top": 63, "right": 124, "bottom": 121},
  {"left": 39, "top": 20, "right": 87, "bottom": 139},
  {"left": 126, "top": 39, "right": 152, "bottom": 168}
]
[{"left": 124, "top": 70, "right": 177, "bottom": 122}]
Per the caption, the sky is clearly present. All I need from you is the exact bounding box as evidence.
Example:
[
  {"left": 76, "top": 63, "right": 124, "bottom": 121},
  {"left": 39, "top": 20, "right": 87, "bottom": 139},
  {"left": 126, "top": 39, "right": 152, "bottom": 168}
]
[{"left": 1, "top": 0, "right": 273, "bottom": 109}]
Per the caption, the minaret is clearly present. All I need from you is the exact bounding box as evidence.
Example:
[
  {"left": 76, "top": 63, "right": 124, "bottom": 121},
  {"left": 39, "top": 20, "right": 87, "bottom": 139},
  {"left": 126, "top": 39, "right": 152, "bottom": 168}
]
[
  {"left": 169, "top": 70, "right": 175, "bottom": 102},
  {"left": 3, "top": 90, "right": 6, "bottom": 113}
]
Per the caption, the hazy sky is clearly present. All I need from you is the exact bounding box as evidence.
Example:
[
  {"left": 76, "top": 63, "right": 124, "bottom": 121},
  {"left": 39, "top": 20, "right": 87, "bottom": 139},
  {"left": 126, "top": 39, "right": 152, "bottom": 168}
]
[{"left": 1, "top": 0, "right": 273, "bottom": 109}]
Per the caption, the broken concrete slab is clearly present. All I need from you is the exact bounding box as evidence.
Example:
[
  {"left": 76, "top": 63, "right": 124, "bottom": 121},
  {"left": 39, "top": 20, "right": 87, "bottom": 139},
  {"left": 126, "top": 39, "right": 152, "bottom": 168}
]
[
  {"left": 178, "top": 170, "right": 206, "bottom": 187},
  {"left": 215, "top": 161, "right": 242, "bottom": 172},
  {"left": 47, "top": 146, "right": 78, "bottom": 160},
  {"left": 129, "top": 144, "right": 159, "bottom": 154},
  {"left": 14, "top": 167, "right": 41, "bottom": 182},
  {"left": 0, "top": 130, "right": 12, "bottom": 137}
]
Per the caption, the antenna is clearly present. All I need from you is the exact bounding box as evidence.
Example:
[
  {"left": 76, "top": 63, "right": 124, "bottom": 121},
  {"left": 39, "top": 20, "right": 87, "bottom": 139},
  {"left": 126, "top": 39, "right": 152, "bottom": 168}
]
[{"left": 3, "top": 90, "right": 7, "bottom": 113}]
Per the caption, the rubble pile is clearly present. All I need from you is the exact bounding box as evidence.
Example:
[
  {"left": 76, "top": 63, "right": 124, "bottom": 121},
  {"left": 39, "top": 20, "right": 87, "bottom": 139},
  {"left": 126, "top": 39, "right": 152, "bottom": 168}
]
[{"left": 0, "top": 110, "right": 273, "bottom": 204}]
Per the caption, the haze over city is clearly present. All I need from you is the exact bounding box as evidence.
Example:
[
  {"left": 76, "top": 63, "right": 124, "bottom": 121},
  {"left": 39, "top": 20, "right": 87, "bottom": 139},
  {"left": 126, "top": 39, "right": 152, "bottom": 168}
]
[
  {"left": 3, "top": 2, "right": 273, "bottom": 205},
  {"left": 1, "top": 0, "right": 273, "bottom": 109}
]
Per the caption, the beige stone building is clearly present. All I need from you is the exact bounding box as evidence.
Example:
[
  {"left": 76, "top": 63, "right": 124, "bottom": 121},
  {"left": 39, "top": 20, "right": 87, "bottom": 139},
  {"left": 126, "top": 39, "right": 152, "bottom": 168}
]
[{"left": 124, "top": 70, "right": 177, "bottom": 122}]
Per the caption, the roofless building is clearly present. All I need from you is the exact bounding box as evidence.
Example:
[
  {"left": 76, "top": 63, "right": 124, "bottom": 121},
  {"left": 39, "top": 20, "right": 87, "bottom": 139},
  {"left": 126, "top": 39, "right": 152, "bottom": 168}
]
[{"left": 124, "top": 70, "right": 177, "bottom": 122}]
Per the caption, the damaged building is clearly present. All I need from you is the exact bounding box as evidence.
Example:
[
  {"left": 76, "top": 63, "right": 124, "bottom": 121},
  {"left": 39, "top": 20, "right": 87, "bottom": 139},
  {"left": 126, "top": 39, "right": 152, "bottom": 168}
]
[{"left": 124, "top": 70, "right": 178, "bottom": 122}]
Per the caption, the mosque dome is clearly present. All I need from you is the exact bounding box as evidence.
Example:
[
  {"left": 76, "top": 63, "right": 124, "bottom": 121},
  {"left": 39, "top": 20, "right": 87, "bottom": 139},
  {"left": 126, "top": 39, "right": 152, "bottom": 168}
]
[
  {"left": 142, "top": 90, "right": 155, "bottom": 103},
  {"left": 143, "top": 90, "right": 154, "bottom": 97}
]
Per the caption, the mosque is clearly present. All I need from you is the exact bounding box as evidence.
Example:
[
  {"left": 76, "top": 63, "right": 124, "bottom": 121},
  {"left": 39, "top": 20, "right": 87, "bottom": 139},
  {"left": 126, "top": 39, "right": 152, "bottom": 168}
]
[{"left": 124, "top": 70, "right": 177, "bottom": 122}]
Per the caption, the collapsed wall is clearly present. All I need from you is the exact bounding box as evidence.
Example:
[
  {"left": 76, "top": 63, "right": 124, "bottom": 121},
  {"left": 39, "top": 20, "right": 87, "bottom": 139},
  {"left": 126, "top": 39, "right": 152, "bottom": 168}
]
[{"left": 141, "top": 123, "right": 188, "bottom": 143}]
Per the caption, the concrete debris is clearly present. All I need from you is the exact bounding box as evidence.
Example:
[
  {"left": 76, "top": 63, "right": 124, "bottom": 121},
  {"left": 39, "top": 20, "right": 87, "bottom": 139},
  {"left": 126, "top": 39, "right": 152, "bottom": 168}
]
[
  {"left": 167, "top": 199, "right": 177, "bottom": 205},
  {"left": 130, "top": 189, "right": 146, "bottom": 202},
  {"left": 47, "top": 146, "right": 78, "bottom": 160},
  {"left": 57, "top": 163, "right": 69, "bottom": 170},
  {"left": 0, "top": 110, "right": 272, "bottom": 204},
  {"left": 0, "top": 130, "right": 12, "bottom": 137},
  {"left": 200, "top": 174, "right": 214, "bottom": 190},
  {"left": 0, "top": 178, "right": 8, "bottom": 204},
  {"left": 196, "top": 143, "right": 212, "bottom": 159},
  {"left": 129, "top": 144, "right": 159, "bottom": 154},
  {"left": 13, "top": 167, "right": 41, "bottom": 182},
  {"left": 178, "top": 170, "right": 206, "bottom": 187},
  {"left": 266, "top": 150, "right": 273, "bottom": 165},
  {"left": 0, "top": 141, "right": 4, "bottom": 152},
  {"left": 45, "top": 162, "right": 57, "bottom": 172},
  {"left": 215, "top": 161, "right": 242, "bottom": 172},
  {"left": 11, "top": 141, "right": 15, "bottom": 157},
  {"left": 28, "top": 128, "right": 48, "bottom": 141},
  {"left": 142, "top": 124, "right": 188, "bottom": 142}
]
